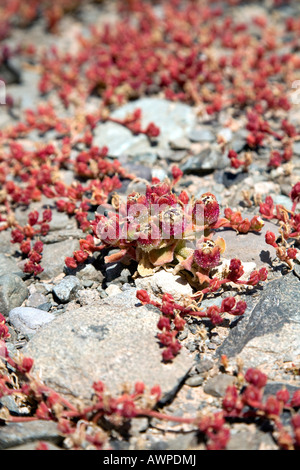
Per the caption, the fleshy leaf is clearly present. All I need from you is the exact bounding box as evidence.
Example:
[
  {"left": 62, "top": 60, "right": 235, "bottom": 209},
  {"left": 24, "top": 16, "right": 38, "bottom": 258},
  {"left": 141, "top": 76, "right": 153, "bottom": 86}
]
[
  {"left": 137, "top": 253, "right": 155, "bottom": 277},
  {"left": 148, "top": 243, "right": 177, "bottom": 267}
]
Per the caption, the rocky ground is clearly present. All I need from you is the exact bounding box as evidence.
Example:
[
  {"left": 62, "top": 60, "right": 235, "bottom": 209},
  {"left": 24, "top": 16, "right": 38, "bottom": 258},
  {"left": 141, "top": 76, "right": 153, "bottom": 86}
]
[{"left": 0, "top": 0, "right": 300, "bottom": 451}]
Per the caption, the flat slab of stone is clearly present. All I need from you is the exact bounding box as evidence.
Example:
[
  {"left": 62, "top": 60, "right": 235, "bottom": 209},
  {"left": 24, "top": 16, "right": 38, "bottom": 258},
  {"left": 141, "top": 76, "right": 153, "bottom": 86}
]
[
  {"left": 39, "top": 239, "right": 79, "bottom": 280},
  {"left": 217, "top": 273, "right": 300, "bottom": 362},
  {"left": 24, "top": 289, "right": 194, "bottom": 401},
  {"left": 0, "top": 421, "right": 61, "bottom": 450},
  {"left": 215, "top": 217, "right": 279, "bottom": 268},
  {"left": 0, "top": 254, "right": 24, "bottom": 278},
  {"left": 9, "top": 307, "right": 55, "bottom": 337},
  {"left": 0, "top": 274, "right": 28, "bottom": 317}
]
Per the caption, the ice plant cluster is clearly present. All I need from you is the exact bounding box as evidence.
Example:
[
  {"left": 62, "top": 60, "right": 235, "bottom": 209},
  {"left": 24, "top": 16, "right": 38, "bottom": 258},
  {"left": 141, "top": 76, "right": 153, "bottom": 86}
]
[
  {"left": 137, "top": 289, "right": 247, "bottom": 362},
  {"left": 260, "top": 182, "right": 300, "bottom": 269},
  {"left": 9, "top": 209, "right": 52, "bottom": 275},
  {"left": 0, "top": 103, "right": 134, "bottom": 276},
  {"left": 1, "top": 0, "right": 295, "bottom": 170},
  {"left": 0, "top": 0, "right": 94, "bottom": 36},
  {"left": 222, "top": 367, "right": 300, "bottom": 450},
  {"left": 83, "top": 169, "right": 267, "bottom": 290}
]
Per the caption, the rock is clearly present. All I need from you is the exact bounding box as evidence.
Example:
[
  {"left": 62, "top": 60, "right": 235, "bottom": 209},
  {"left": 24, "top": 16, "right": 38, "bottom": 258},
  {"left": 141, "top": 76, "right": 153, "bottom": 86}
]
[
  {"left": 75, "top": 263, "right": 104, "bottom": 283},
  {"left": 135, "top": 270, "right": 193, "bottom": 301},
  {"left": 151, "top": 167, "right": 168, "bottom": 182},
  {"left": 0, "top": 274, "right": 28, "bottom": 317},
  {"left": 253, "top": 181, "right": 280, "bottom": 198},
  {"left": 0, "top": 421, "right": 62, "bottom": 450},
  {"left": 272, "top": 194, "right": 293, "bottom": 211},
  {"left": 41, "top": 228, "right": 84, "bottom": 244},
  {"left": 195, "top": 358, "right": 215, "bottom": 374},
  {"left": 94, "top": 121, "right": 149, "bottom": 157},
  {"left": 39, "top": 239, "right": 80, "bottom": 280},
  {"left": 222, "top": 170, "right": 249, "bottom": 188},
  {"left": 105, "top": 284, "right": 122, "bottom": 296},
  {"left": 24, "top": 289, "right": 194, "bottom": 401},
  {"left": 188, "top": 128, "right": 215, "bottom": 142},
  {"left": 203, "top": 374, "right": 236, "bottom": 397},
  {"left": 9, "top": 307, "right": 55, "bottom": 337},
  {"left": 52, "top": 276, "right": 81, "bottom": 303},
  {"left": 215, "top": 217, "right": 279, "bottom": 268},
  {"left": 181, "top": 146, "right": 228, "bottom": 174},
  {"left": 94, "top": 98, "right": 196, "bottom": 156},
  {"left": 233, "top": 322, "right": 300, "bottom": 369},
  {"left": 185, "top": 375, "right": 204, "bottom": 387},
  {"left": 217, "top": 128, "right": 233, "bottom": 143},
  {"left": 26, "top": 292, "right": 49, "bottom": 309},
  {"left": 226, "top": 423, "right": 278, "bottom": 450},
  {"left": 169, "top": 136, "right": 191, "bottom": 150},
  {"left": 105, "top": 261, "right": 132, "bottom": 286},
  {"left": 130, "top": 152, "right": 158, "bottom": 166},
  {"left": 76, "top": 288, "right": 100, "bottom": 306},
  {"left": 0, "top": 230, "right": 16, "bottom": 255},
  {"left": 292, "top": 141, "right": 300, "bottom": 156},
  {"left": 0, "top": 254, "right": 24, "bottom": 278},
  {"left": 14, "top": 202, "right": 77, "bottom": 232},
  {"left": 230, "top": 137, "right": 246, "bottom": 153},
  {"left": 217, "top": 273, "right": 300, "bottom": 366}
]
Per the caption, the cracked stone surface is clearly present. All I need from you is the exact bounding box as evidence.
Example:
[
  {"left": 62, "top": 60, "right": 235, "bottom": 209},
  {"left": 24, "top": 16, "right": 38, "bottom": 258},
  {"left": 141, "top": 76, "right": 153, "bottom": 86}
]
[{"left": 24, "top": 289, "right": 194, "bottom": 401}]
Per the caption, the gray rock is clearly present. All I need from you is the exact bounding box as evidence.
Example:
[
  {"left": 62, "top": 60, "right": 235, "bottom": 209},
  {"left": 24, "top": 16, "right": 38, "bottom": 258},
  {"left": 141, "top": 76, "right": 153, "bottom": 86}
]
[
  {"left": 0, "top": 395, "right": 20, "bottom": 415},
  {"left": 130, "top": 152, "right": 158, "bottom": 166},
  {"left": 135, "top": 270, "right": 193, "bottom": 302},
  {"left": 272, "top": 194, "right": 293, "bottom": 211},
  {"left": 0, "top": 421, "right": 62, "bottom": 450},
  {"left": 152, "top": 167, "right": 168, "bottom": 182},
  {"left": 217, "top": 128, "right": 233, "bottom": 143},
  {"left": 0, "top": 230, "right": 17, "bottom": 255},
  {"left": 195, "top": 358, "right": 215, "bottom": 374},
  {"left": 94, "top": 121, "right": 149, "bottom": 157},
  {"left": 14, "top": 202, "right": 77, "bottom": 232},
  {"left": 233, "top": 322, "right": 300, "bottom": 369},
  {"left": 227, "top": 423, "right": 278, "bottom": 450},
  {"left": 188, "top": 128, "right": 215, "bottom": 142},
  {"left": 293, "top": 141, "right": 300, "bottom": 156},
  {"left": 6, "top": 70, "right": 40, "bottom": 110},
  {"left": 230, "top": 137, "right": 246, "bottom": 153},
  {"left": 76, "top": 263, "right": 104, "bottom": 283},
  {"left": 0, "top": 254, "right": 24, "bottom": 278},
  {"left": 24, "top": 289, "right": 194, "bottom": 401},
  {"left": 39, "top": 239, "right": 80, "bottom": 280},
  {"left": 94, "top": 98, "right": 196, "bottom": 156},
  {"left": 203, "top": 374, "right": 236, "bottom": 397},
  {"left": 181, "top": 146, "right": 228, "bottom": 174},
  {"left": 0, "top": 274, "right": 28, "bottom": 317},
  {"left": 185, "top": 375, "right": 204, "bottom": 387},
  {"left": 26, "top": 292, "right": 49, "bottom": 309},
  {"left": 9, "top": 307, "right": 55, "bottom": 337},
  {"left": 41, "top": 228, "right": 84, "bottom": 244},
  {"left": 52, "top": 276, "right": 81, "bottom": 303},
  {"left": 217, "top": 273, "right": 300, "bottom": 363},
  {"left": 215, "top": 217, "right": 279, "bottom": 268},
  {"left": 169, "top": 136, "right": 191, "bottom": 150}
]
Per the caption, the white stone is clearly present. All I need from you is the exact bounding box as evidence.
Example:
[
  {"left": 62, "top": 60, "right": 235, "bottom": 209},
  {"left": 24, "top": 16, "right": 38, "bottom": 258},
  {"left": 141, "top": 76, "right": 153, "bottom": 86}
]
[
  {"left": 135, "top": 269, "right": 193, "bottom": 301},
  {"left": 105, "top": 284, "right": 122, "bottom": 297},
  {"left": 9, "top": 307, "right": 55, "bottom": 337}
]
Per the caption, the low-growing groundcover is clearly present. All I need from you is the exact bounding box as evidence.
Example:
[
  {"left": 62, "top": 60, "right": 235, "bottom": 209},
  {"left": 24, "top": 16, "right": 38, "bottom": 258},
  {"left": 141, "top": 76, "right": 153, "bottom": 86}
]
[{"left": 0, "top": 0, "right": 300, "bottom": 451}]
